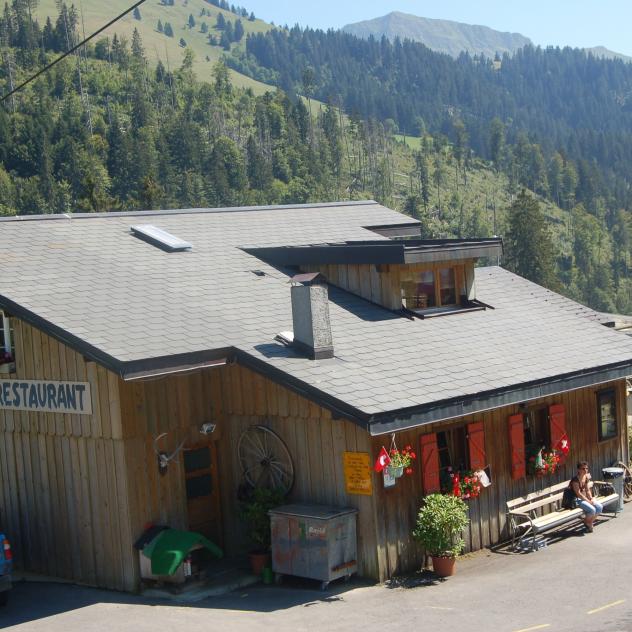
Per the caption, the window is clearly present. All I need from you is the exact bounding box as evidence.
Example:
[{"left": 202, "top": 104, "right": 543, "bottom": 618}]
[
  {"left": 439, "top": 268, "right": 457, "bottom": 305},
  {"left": 597, "top": 390, "right": 617, "bottom": 441},
  {"left": 437, "top": 426, "right": 469, "bottom": 492},
  {"left": 524, "top": 406, "right": 550, "bottom": 454},
  {"left": 0, "top": 311, "right": 14, "bottom": 366},
  {"left": 401, "top": 266, "right": 461, "bottom": 312}
]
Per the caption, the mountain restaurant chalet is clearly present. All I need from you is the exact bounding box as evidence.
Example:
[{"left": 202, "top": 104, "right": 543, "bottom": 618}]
[{"left": 0, "top": 201, "right": 630, "bottom": 591}]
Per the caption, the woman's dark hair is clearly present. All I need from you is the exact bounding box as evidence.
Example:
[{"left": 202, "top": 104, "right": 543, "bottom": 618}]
[{"left": 577, "top": 461, "right": 588, "bottom": 470}]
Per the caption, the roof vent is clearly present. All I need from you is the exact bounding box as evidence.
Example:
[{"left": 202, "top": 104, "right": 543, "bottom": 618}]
[{"left": 131, "top": 225, "right": 192, "bottom": 252}]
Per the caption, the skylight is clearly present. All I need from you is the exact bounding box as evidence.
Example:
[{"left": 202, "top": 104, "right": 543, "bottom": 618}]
[{"left": 131, "top": 225, "right": 192, "bottom": 252}]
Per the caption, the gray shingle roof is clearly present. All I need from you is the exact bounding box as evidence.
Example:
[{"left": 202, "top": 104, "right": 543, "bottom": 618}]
[{"left": 2, "top": 201, "right": 632, "bottom": 433}]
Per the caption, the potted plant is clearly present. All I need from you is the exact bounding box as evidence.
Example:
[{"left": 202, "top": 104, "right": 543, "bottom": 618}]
[
  {"left": 239, "top": 486, "right": 285, "bottom": 576},
  {"left": 452, "top": 471, "right": 482, "bottom": 500},
  {"left": 412, "top": 493, "right": 470, "bottom": 577},
  {"left": 388, "top": 444, "right": 417, "bottom": 478},
  {"left": 527, "top": 447, "right": 561, "bottom": 477}
]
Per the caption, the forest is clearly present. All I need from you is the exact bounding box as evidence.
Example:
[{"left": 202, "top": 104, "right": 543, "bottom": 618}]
[{"left": 0, "top": 1, "right": 630, "bottom": 315}]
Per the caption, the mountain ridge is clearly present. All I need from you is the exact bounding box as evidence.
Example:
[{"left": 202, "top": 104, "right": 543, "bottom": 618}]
[
  {"left": 342, "top": 11, "right": 632, "bottom": 62},
  {"left": 342, "top": 11, "right": 532, "bottom": 58}
]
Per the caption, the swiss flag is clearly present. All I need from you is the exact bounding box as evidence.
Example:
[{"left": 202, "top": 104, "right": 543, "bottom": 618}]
[
  {"left": 555, "top": 433, "right": 570, "bottom": 456},
  {"left": 374, "top": 447, "right": 391, "bottom": 472}
]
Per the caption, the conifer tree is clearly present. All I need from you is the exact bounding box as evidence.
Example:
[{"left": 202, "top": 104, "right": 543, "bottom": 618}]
[
  {"left": 505, "top": 190, "right": 559, "bottom": 289},
  {"left": 234, "top": 19, "right": 244, "bottom": 41},
  {"left": 489, "top": 117, "right": 504, "bottom": 170},
  {"left": 224, "top": 20, "right": 233, "bottom": 41},
  {"left": 133, "top": 6, "right": 141, "bottom": 20},
  {"left": 131, "top": 28, "right": 144, "bottom": 61}
]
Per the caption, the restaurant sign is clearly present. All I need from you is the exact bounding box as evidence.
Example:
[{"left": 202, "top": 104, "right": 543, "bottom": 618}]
[{"left": 0, "top": 380, "right": 92, "bottom": 415}]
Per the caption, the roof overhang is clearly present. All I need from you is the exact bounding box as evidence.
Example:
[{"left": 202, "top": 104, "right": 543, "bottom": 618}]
[
  {"left": 243, "top": 238, "right": 503, "bottom": 266},
  {"left": 366, "top": 360, "right": 632, "bottom": 436},
  {"left": 364, "top": 222, "right": 422, "bottom": 238}
]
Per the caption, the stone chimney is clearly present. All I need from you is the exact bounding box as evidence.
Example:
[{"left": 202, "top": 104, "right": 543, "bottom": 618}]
[{"left": 290, "top": 273, "right": 334, "bottom": 360}]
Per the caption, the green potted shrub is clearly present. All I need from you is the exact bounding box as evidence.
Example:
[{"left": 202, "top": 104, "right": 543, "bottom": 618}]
[
  {"left": 412, "top": 493, "right": 470, "bottom": 577},
  {"left": 239, "top": 486, "right": 285, "bottom": 575}
]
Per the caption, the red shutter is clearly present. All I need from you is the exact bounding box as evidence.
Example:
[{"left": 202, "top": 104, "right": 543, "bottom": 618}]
[
  {"left": 420, "top": 433, "right": 440, "bottom": 494},
  {"left": 549, "top": 403, "right": 566, "bottom": 450},
  {"left": 508, "top": 413, "right": 525, "bottom": 480},
  {"left": 467, "top": 421, "right": 486, "bottom": 471}
]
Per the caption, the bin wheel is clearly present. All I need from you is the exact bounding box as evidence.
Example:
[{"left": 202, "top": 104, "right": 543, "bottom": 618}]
[
  {"left": 320, "top": 581, "right": 329, "bottom": 591},
  {"left": 274, "top": 573, "right": 283, "bottom": 585}
]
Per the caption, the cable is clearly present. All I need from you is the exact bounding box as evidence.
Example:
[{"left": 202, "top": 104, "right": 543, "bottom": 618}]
[{"left": 0, "top": 0, "right": 147, "bottom": 104}]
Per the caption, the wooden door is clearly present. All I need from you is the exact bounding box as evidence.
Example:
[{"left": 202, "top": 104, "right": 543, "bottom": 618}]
[{"left": 183, "top": 443, "right": 223, "bottom": 546}]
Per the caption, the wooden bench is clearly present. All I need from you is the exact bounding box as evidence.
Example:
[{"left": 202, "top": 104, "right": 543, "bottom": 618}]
[{"left": 506, "top": 480, "right": 620, "bottom": 552}]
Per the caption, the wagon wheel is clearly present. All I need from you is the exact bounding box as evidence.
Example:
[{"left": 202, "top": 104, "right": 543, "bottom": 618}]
[
  {"left": 238, "top": 425, "right": 294, "bottom": 493},
  {"left": 613, "top": 461, "right": 632, "bottom": 500}
]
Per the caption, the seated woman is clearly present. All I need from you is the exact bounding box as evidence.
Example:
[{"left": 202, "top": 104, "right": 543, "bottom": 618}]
[{"left": 570, "top": 461, "right": 603, "bottom": 532}]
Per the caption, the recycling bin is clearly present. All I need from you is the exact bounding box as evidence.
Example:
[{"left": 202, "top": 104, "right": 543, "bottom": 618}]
[
  {"left": 269, "top": 504, "right": 358, "bottom": 589},
  {"left": 602, "top": 467, "right": 625, "bottom": 512}
]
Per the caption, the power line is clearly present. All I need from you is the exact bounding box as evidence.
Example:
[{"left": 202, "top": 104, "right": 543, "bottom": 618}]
[{"left": 0, "top": 0, "right": 147, "bottom": 104}]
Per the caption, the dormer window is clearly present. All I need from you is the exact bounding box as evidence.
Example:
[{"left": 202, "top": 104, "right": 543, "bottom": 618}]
[
  {"left": 402, "top": 267, "right": 460, "bottom": 312},
  {"left": 0, "top": 310, "right": 15, "bottom": 371}
]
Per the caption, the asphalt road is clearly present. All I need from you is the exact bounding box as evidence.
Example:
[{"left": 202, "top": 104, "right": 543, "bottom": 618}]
[{"left": 1, "top": 507, "right": 631, "bottom": 632}]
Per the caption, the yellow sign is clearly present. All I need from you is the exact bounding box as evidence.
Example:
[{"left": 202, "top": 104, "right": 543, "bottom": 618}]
[{"left": 343, "top": 451, "right": 373, "bottom": 496}]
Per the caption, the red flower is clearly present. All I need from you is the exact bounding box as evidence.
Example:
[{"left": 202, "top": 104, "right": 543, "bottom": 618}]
[{"left": 405, "top": 467, "right": 413, "bottom": 475}]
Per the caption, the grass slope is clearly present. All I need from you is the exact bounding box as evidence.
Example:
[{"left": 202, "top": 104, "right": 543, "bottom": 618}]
[{"left": 35, "top": 0, "right": 274, "bottom": 91}]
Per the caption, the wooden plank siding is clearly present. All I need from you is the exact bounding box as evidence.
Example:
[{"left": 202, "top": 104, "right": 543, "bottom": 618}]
[
  {"left": 0, "top": 321, "right": 135, "bottom": 591},
  {"left": 370, "top": 379, "right": 628, "bottom": 580},
  {"left": 116, "top": 363, "right": 380, "bottom": 581},
  {"left": 301, "top": 260, "right": 474, "bottom": 312},
  {"left": 1, "top": 317, "right": 628, "bottom": 589}
]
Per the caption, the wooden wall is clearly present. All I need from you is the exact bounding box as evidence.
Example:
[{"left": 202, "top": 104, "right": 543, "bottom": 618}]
[
  {"left": 301, "top": 260, "right": 473, "bottom": 311},
  {"left": 0, "top": 316, "right": 380, "bottom": 591},
  {"left": 0, "top": 320, "right": 135, "bottom": 591},
  {"left": 2, "top": 317, "right": 627, "bottom": 589},
  {"left": 116, "top": 368, "right": 225, "bottom": 591},
  {"left": 370, "top": 380, "right": 628, "bottom": 579},
  {"left": 117, "top": 363, "right": 380, "bottom": 580},
  {"left": 215, "top": 364, "right": 379, "bottom": 579}
]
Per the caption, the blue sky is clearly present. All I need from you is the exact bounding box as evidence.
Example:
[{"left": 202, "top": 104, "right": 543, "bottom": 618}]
[{"left": 244, "top": 1, "right": 632, "bottom": 57}]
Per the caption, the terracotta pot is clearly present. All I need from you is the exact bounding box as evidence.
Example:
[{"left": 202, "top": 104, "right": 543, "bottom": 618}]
[
  {"left": 249, "top": 551, "right": 271, "bottom": 576},
  {"left": 431, "top": 555, "right": 456, "bottom": 577}
]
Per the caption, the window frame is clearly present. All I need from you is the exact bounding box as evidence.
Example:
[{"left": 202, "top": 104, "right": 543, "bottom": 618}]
[
  {"left": 523, "top": 405, "right": 550, "bottom": 451},
  {"left": 597, "top": 389, "right": 617, "bottom": 442},
  {"left": 0, "top": 310, "right": 14, "bottom": 364},
  {"left": 401, "top": 265, "right": 463, "bottom": 312},
  {"left": 436, "top": 425, "right": 470, "bottom": 492}
]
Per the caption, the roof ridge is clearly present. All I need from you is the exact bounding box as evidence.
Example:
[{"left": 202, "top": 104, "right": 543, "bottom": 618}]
[{"left": 0, "top": 200, "right": 379, "bottom": 223}]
